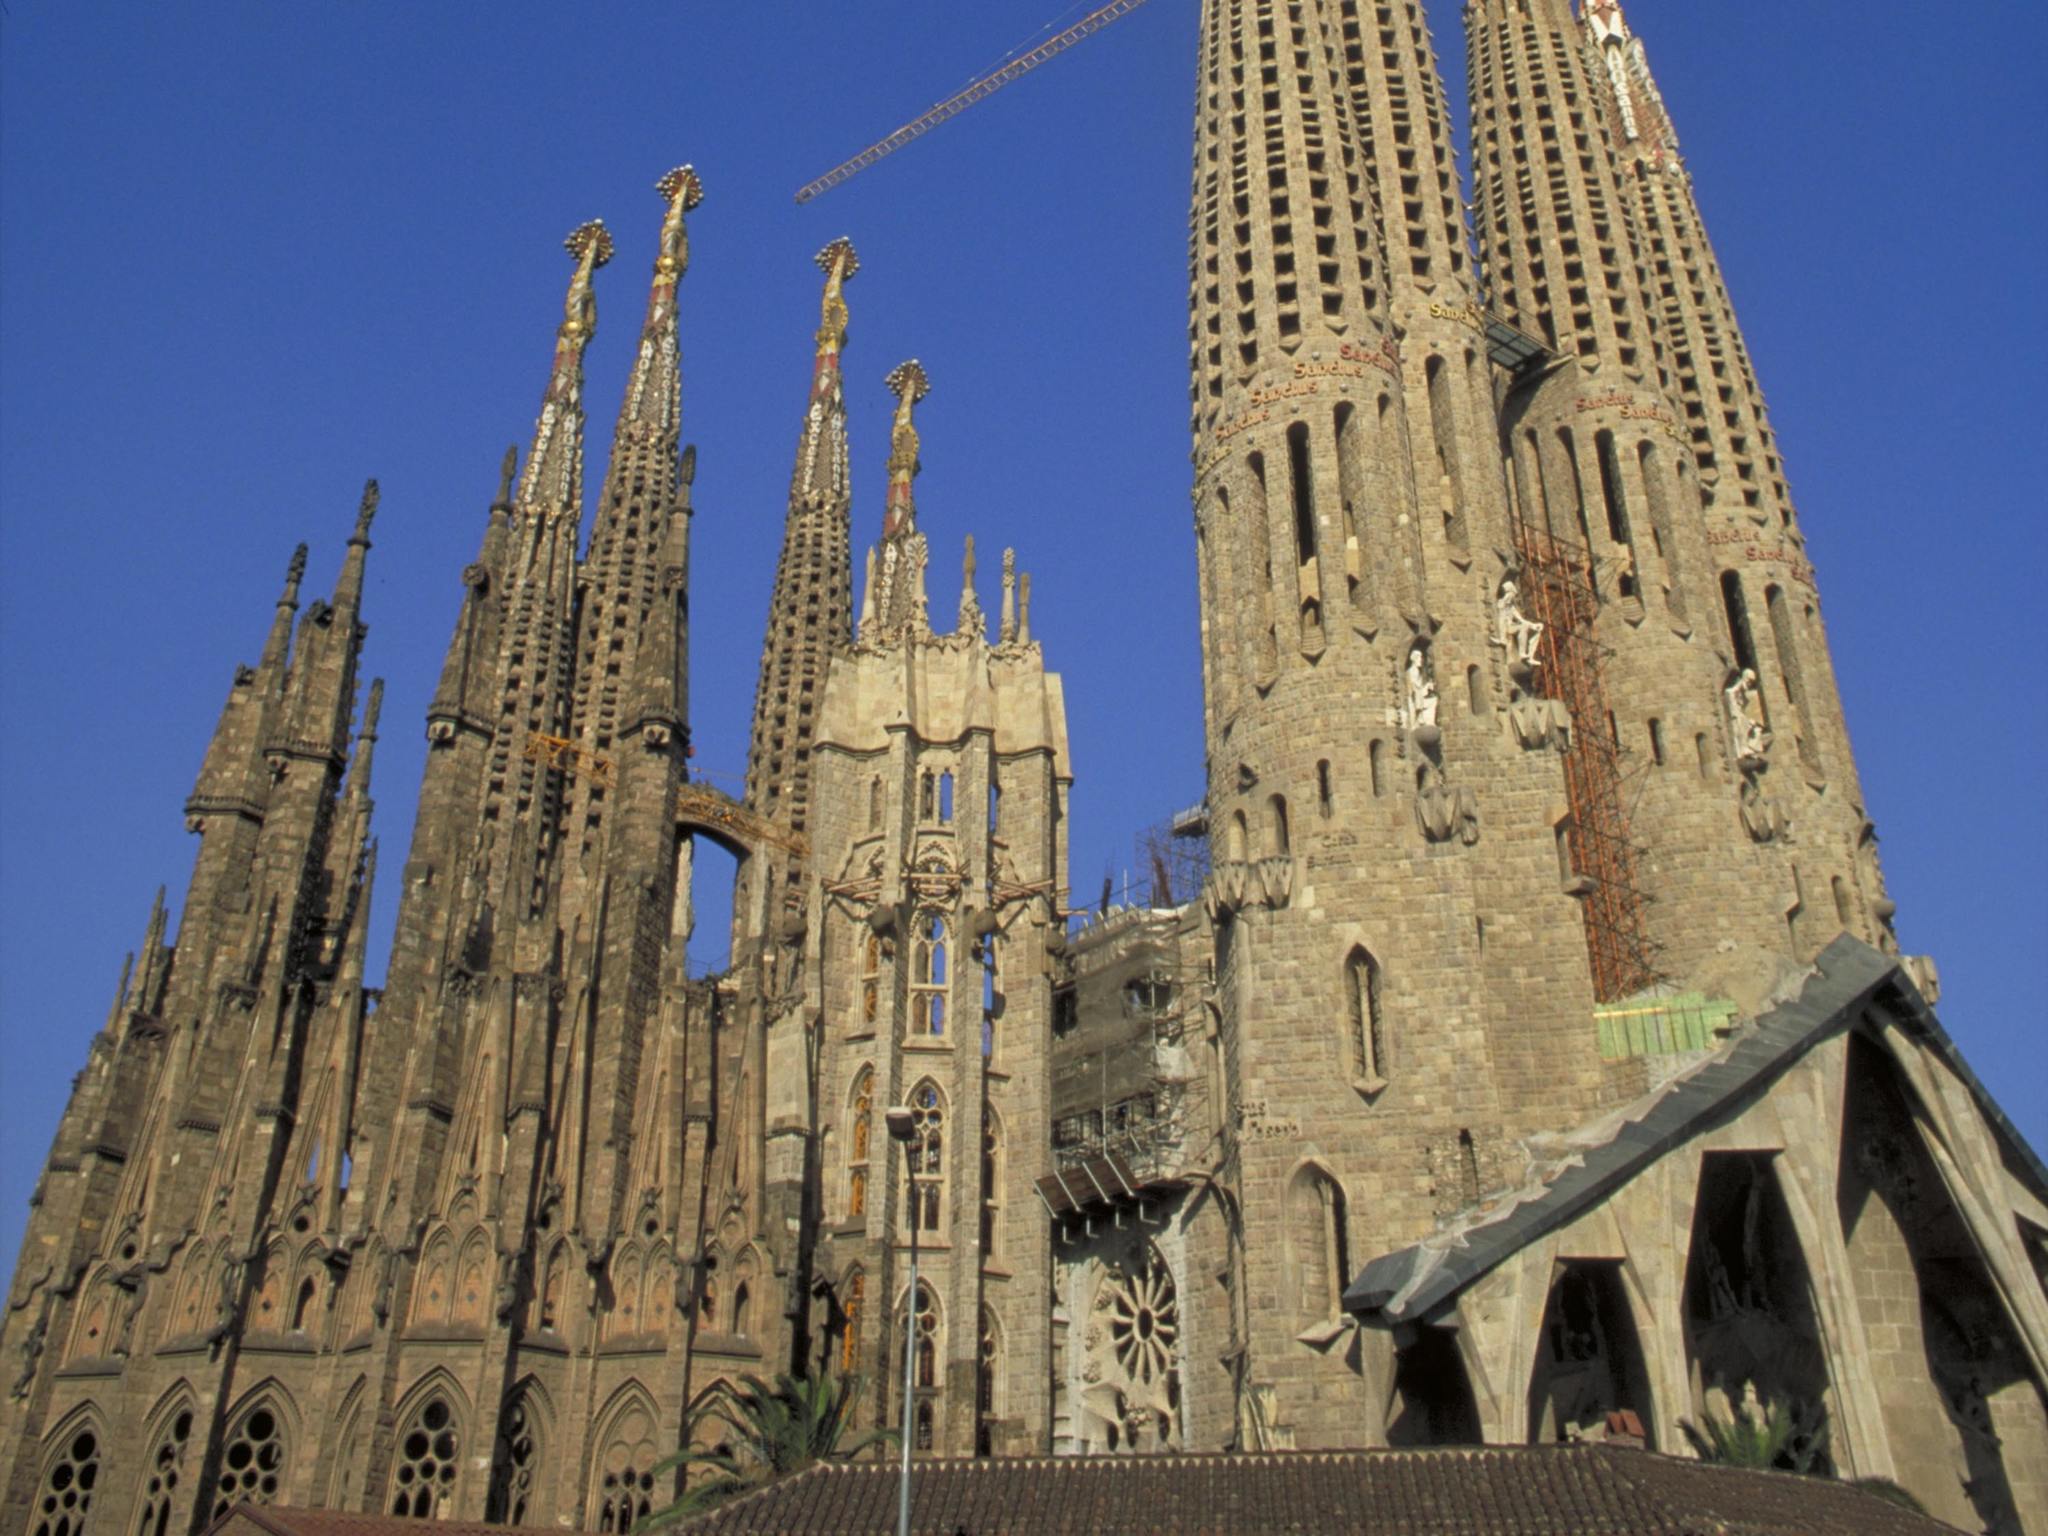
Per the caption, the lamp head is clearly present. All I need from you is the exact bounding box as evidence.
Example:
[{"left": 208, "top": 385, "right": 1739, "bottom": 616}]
[{"left": 884, "top": 1107, "right": 916, "bottom": 1143}]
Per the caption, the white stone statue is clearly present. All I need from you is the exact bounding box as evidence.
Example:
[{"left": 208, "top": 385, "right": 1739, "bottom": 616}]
[
  {"left": 1405, "top": 647, "right": 1438, "bottom": 732},
  {"left": 1494, "top": 581, "right": 1544, "bottom": 667},
  {"left": 1724, "top": 668, "right": 1769, "bottom": 762}
]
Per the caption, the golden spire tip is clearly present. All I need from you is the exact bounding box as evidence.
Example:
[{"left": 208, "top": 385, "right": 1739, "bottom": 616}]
[
  {"left": 657, "top": 165, "right": 705, "bottom": 211},
  {"left": 564, "top": 219, "right": 615, "bottom": 268}
]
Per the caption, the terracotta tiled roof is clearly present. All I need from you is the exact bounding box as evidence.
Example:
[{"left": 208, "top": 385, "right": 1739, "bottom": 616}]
[
  {"left": 204, "top": 1508, "right": 600, "bottom": 1536},
  {"left": 671, "top": 1445, "right": 1962, "bottom": 1535}
]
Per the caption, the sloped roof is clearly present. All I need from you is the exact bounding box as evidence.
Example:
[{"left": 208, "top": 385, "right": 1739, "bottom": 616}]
[
  {"left": 671, "top": 1445, "right": 1959, "bottom": 1534},
  {"left": 205, "top": 1509, "right": 597, "bottom": 1536},
  {"left": 1344, "top": 936, "right": 2048, "bottom": 1325}
]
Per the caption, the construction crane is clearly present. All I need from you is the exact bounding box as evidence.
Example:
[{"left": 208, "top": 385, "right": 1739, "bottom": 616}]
[{"left": 794, "top": 0, "right": 1153, "bottom": 203}]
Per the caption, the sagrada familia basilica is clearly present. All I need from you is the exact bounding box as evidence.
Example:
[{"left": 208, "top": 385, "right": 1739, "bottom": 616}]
[{"left": 6, "top": 1, "right": 2045, "bottom": 1533}]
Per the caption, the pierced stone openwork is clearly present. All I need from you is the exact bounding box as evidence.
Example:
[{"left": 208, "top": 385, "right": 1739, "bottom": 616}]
[
  {"left": 1085, "top": 1246, "right": 1183, "bottom": 1453},
  {"left": 592, "top": 1402, "right": 659, "bottom": 1533},
  {"left": 32, "top": 1423, "right": 101, "bottom": 1536},
  {"left": 135, "top": 1406, "right": 196, "bottom": 1536},
  {"left": 903, "top": 1082, "right": 944, "bottom": 1233},
  {"left": 388, "top": 1395, "right": 459, "bottom": 1517},
  {"left": 209, "top": 1402, "right": 287, "bottom": 1519},
  {"left": 485, "top": 1394, "right": 540, "bottom": 1525}
]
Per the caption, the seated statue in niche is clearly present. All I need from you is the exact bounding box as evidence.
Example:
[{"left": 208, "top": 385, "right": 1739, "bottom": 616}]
[
  {"left": 1494, "top": 580, "right": 1545, "bottom": 669},
  {"left": 1724, "top": 669, "right": 1770, "bottom": 766}
]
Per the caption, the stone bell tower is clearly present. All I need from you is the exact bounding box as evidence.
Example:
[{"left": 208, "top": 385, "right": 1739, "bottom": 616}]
[
  {"left": 785, "top": 359, "right": 1069, "bottom": 1457},
  {"left": 1184, "top": 0, "right": 1624, "bottom": 1452}
]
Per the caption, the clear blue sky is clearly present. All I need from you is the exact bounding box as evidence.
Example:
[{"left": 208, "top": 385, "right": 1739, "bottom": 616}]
[{"left": 2, "top": 1, "right": 2043, "bottom": 1270}]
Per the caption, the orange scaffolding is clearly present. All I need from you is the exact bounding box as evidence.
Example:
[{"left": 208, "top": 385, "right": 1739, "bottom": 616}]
[{"left": 1512, "top": 520, "right": 1659, "bottom": 1002}]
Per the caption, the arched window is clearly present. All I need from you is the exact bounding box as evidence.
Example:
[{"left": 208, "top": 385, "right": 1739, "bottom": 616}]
[
  {"left": 977, "top": 1308, "right": 1003, "bottom": 1455},
  {"left": 1266, "top": 794, "right": 1290, "bottom": 858},
  {"left": 848, "top": 1070, "right": 873, "bottom": 1221},
  {"left": 1227, "top": 810, "right": 1248, "bottom": 862},
  {"left": 590, "top": 1398, "right": 659, "bottom": 1534},
  {"left": 389, "top": 1394, "right": 460, "bottom": 1518},
  {"left": 32, "top": 1418, "right": 102, "bottom": 1536},
  {"left": 1346, "top": 947, "right": 1386, "bottom": 1088},
  {"left": 485, "top": 1390, "right": 542, "bottom": 1526},
  {"left": 606, "top": 1249, "right": 642, "bottom": 1340},
  {"left": 840, "top": 1271, "right": 866, "bottom": 1375},
  {"left": 1288, "top": 1167, "right": 1351, "bottom": 1321},
  {"left": 731, "top": 1281, "right": 751, "bottom": 1337},
  {"left": 919, "top": 772, "right": 937, "bottom": 822},
  {"left": 938, "top": 771, "right": 955, "bottom": 823},
  {"left": 1316, "top": 760, "right": 1333, "bottom": 818},
  {"left": 413, "top": 1235, "right": 453, "bottom": 1327},
  {"left": 1720, "top": 570, "right": 1760, "bottom": 679},
  {"left": 455, "top": 1238, "right": 490, "bottom": 1327},
  {"left": 209, "top": 1400, "right": 288, "bottom": 1520},
  {"left": 981, "top": 1113, "right": 1002, "bottom": 1261},
  {"left": 535, "top": 1245, "right": 566, "bottom": 1334},
  {"left": 290, "top": 1277, "right": 317, "bottom": 1334},
  {"left": 1369, "top": 740, "right": 1385, "bottom": 798},
  {"left": 904, "top": 1083, "right": 945, "bottom": 1234},
  {"left": 134, "top": 1403, "right": 196, "bottom": 1536},
  {"left": 910, "top": 914, "right": 948, "bottom": 1039},
  {"left": 861, "top": 931, "right": 882, "bottom": 1026},
  {"left": 911, "top": 1282, "right": 941, "bottom": 1390}
]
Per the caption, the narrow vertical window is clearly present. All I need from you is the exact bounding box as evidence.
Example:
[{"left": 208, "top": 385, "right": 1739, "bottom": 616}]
[
  {"left": 848, "top": 1070, "right": 872, "bottom": 1220},
  {"left": 938, "top": 771, "right": 955, "bottom": 823},
  {"left": 910, "top": 915, "right": 948, "bottom": 1038},
  {"left": 1287, "top": 421, "right": 1318, "bottom": 569},
  {"left": 1458, "top": 1129, "right": 1481, "bottom": 1205},
  {"left": 1595, "top": 430, "right": 1636, "bottom": 597},
  {"left": 1315, "top": 760, "right": 1333, "bottom": 818},
  {"left": 1647, "top": 718, "right": 1665, "bottom": 765},
  {"left": 1766, "top": 584, "right": 1822, "bottom": 775},
  {"left": 1267, "top": 794, "right": 1290, "bottom": 858},
  {"left": 869, "top": 776, "right": 883, "bottom": 830},
  {"left": 1345, "top": 947, "right": 1385, "bottom": 1087},
  {"left": 981, "top": 1114, "right": 1001, "bottom": 1260},
  {"left": 840, "top": 1272, "right": 865, "bottom": 1375},
  {"left": 861, "top": 933, "right": 882, "bottom": 1026},
  {"left": 1466, "top": 665, "right": 1485, "bottom": 716},
  {"left": 1369, "top": 740, "right": 1385, "bottom": 798},
  {"left": 1720, "top": 571, "right": 1760, "bottom": 678}
]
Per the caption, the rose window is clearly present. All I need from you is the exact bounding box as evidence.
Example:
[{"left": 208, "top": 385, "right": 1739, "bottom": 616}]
[{"left": 1107, "top": 1255, "right": 1179, "bottom": 1388}]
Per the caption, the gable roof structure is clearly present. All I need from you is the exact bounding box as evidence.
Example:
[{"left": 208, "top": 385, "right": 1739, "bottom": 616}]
[
  {"left": 1343, "top": 935, "right": 2048, "bottom": 1325},
  {"left": 669, "top": 1445, "right": 1959, "bottom": 1534}
]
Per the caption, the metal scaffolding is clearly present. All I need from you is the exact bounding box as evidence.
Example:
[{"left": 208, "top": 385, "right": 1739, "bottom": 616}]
[{"left": 1513, "top": 518, "right": 1660, "bottom": 1002}]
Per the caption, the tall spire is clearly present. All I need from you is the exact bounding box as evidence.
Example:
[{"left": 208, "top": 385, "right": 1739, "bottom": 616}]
[
  {"left": 741, "top": 243, "right": 862, "bottom": 836},
  {"left": 792, "top": 237, "right": 858, "bottom": 509},
  {"left": 334, "top": 478, "right": 378, "bottom": 615},
  {"left": 880, "top": 359, "right": 927, "bottom": 541},
  {"left": 621, "top": 166, "right": 703, "bottom": 435},
  {"left": 517, "top": 219, "right": 613, "bottom": 520},
  {"left": 870, "top": 360, "right": 931, "bottom": 639}
]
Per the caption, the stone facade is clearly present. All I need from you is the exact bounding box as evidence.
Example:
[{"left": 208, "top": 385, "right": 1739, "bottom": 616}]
[{"left": 3, "top": 4, "right": 2044, "bottom": 1536}]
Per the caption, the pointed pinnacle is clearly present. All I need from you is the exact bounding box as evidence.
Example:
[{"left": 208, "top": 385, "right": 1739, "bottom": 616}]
[
  {"left": 353, "top": 479, "right": 380, "bottom": 542},
  {"left": 284, "top": 543, "right": 309, "bottom": 598},
  {"left": 361, "top": 678, "right": 385, "bottom": 740},
  {"left": 497, "top": 445, "right": 519, "bottom": 505}
]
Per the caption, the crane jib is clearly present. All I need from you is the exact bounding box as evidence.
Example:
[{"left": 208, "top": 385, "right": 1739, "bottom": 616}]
[{"left": 794, "top": 0, "right": 1154, "bottom": 203}]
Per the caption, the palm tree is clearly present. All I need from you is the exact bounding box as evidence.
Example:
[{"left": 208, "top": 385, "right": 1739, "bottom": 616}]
[
  {"left": 633, "top": 1371, "right": 894, "bottom": 1532},
  {"left": 1679, "top": 1383, "right": 1828, "bottom": 1475}
]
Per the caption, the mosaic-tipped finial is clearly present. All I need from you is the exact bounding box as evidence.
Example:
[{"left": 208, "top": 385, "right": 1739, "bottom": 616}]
[
  {"left": 564, "top": 218, "right": 615, "bottom": 269},
  {"left": 885, "top": 358, "right": 931, "bottom": 406},
  {"left": 496, "top": 445, "right": 519, "bottom": 505},
  {"left": 816, "top": 236, "right": 860, "bottom": 284},
  {"left": 658, "top": 165, "right": 705, "bottom": 213},
  {"left": 352, "top": 479, "right": 380, "bottom": 542}
]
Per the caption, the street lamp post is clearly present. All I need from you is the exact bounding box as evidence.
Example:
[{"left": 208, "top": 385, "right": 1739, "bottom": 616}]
[{"left": 884, "top": 1104, "right": 919, "bottom": 1536}]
